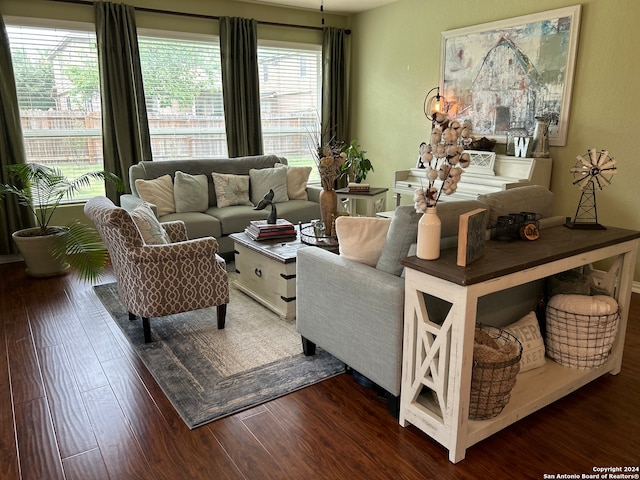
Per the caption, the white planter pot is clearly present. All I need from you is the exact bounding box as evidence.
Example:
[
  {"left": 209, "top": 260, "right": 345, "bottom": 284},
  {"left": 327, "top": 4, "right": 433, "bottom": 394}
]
[{"left": 12, "top": 227, "right": 70, "bottom": 277}]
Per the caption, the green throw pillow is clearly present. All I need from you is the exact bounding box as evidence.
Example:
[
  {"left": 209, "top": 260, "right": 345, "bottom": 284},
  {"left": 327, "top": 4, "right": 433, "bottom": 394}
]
[
  {"left": 249, "top": 166, "right": 289, "bottom": 205},
  {"left": 375, "top": 206, "right": 421, "bottom": 276},
  {"left": 174, "top": 171, "right": 208, "bottom": 213}
]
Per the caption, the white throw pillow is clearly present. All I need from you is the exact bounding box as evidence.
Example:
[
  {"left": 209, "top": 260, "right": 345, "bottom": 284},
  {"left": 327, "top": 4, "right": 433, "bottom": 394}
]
[
  {"left": 249, "top": 166, "right": 289, "bottom": 205},
  {"left": 129, "top": 202, "right": 171, "bottom": 245},
  {"left": 212, "top": 172, "right": 253, "bottom": 208},
  {"left": 335, "top": 216, "right": 391, "bottom": 267},
  {"left": 135, "top": 175, "right": 175, "bottom": 216},
  {"left": 503, "top": 311, "right": 546, "bottom": 372},
  {"left": 275, "top": 162, "right": 312, "bottom": 200},
  {"left": 174, "top": 171, "right": 209, "bottom": 213}
]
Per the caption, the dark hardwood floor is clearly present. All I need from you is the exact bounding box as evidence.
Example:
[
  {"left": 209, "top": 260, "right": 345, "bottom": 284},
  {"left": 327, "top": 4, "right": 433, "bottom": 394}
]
[{"left": 1, "top": 260, "right": 638, "bottom": 480}]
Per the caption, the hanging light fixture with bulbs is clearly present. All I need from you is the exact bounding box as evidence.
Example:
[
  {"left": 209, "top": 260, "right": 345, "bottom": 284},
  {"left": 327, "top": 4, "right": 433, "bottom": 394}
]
[{"left": 423, "top": 86, "right": 447, "bottom": 124}]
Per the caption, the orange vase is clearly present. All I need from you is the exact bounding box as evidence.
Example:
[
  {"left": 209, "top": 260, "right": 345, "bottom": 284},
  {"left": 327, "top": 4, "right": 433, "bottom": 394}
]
[{"left": 319, "top": 189, "right": 338, "bottom": 236}]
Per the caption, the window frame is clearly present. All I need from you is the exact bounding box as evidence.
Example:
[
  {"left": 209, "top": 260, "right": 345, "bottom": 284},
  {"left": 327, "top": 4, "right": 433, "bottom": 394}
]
[
  {"left": 5, "top": 16, "right": 105, "bottom": 202},
  {"left": 257, "top": 39, "right": 322, "bottom": 183},
  {"left": 137, "top": 28, "right": 228, "bottom": 160}
]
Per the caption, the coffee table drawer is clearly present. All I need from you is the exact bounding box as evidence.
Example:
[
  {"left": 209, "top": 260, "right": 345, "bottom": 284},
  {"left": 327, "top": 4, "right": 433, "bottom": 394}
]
[{"left": 233, "top": 242, "right": 297, "bottom": 320}]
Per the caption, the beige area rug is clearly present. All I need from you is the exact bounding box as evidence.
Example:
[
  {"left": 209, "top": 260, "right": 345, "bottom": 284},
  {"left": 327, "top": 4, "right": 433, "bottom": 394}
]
[{"left": 93, "top": 273, "right": 346, "bottom": 429}]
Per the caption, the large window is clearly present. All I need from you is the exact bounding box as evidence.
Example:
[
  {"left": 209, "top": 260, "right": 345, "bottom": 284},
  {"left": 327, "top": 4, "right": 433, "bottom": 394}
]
[
  {"left": 7, "top": 22, "right": 105, "bottom": 200},
  {"left": 138, "top": 32, "right": 227, "bottom": 160},
  {"left": 6, "top": 22, "right": 322, "bottom": 196},
  {"left": 257, "top": 43, "right": 321, "bottom": 181}
]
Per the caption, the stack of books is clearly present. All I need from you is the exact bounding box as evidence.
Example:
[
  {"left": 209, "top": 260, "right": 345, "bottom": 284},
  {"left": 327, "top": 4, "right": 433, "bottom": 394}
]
[
  {"left": 347, "top": 182, "right": 370, "bottom": 192},
  {"left": 245, "top": 219, "right": 297, "bottom": 241}
]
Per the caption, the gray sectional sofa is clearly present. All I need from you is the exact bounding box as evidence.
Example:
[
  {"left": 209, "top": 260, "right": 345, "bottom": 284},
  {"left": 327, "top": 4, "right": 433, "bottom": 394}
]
[
  {"left": 120, "top": 155, "right": 321, "bottom": 255},
  {"left": 296, "top": 185, "right": 563, "bottom": 415}
]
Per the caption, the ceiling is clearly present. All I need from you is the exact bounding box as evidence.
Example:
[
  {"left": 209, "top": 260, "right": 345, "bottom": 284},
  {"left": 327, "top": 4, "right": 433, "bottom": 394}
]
[{"left": 234, "top": 0, "right": 399, "bottom": 15}]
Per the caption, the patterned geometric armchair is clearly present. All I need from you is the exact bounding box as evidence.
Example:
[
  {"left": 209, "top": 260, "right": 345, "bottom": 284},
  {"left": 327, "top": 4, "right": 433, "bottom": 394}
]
[{"left": 84, "top": 196, "right": 229, "bottom": 343}]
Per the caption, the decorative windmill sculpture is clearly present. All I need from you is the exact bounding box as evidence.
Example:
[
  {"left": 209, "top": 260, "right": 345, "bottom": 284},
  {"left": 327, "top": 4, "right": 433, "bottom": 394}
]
[{"left": 565, "top": 148, "right": 617, "bottom": 229}]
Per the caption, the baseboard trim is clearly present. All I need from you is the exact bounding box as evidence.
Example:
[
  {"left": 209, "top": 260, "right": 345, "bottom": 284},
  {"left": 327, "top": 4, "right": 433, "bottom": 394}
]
[{"left": 0, "top": 254, "right": 23, "bottom": 264}]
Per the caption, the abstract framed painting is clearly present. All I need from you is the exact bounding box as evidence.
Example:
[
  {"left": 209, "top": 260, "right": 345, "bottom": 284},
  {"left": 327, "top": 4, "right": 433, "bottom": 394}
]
[{"left": 440, "top": 5, "right": 581, "bottom": 146}]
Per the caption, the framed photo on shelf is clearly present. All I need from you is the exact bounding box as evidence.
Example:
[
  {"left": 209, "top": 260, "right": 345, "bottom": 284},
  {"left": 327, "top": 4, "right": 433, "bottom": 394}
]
[{"left": 440, "top": 5, "right": 581, "bottom": 147}]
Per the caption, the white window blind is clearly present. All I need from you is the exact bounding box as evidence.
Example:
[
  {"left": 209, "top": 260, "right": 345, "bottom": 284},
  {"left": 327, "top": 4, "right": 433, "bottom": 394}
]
[
  {"left": 257, "top": 43, "right": 321, "bottom": 180},
  {"left": 7, "top": 24, "right": 105, "bottom": 200},
  {"left": 138, "top": 34, "right": 227, "bottom": 160}
]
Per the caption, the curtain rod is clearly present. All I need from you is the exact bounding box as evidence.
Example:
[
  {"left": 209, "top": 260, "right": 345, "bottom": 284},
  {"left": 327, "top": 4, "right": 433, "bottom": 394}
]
[{"left": 51, "top": 0, "right": 351, "bottom": 33}]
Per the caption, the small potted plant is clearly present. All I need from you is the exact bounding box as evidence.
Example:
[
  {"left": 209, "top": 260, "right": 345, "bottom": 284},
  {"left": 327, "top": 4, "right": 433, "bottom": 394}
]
[
  {"left": 0, "top": 163, "right": 123, "bottom": 281},
  {"left": 341, "top": 139, "right": 373, "bottom": 183}
]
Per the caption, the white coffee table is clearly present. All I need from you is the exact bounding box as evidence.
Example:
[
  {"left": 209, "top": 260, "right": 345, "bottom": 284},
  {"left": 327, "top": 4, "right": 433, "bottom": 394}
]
[{"left": 229, "top": 228, "right": 337, "bottom": 320}]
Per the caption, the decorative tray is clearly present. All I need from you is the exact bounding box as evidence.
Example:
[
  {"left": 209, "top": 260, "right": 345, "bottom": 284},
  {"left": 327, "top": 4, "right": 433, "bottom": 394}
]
[{"left": 299, "top": 224, "right": 339, "bottom": 249}]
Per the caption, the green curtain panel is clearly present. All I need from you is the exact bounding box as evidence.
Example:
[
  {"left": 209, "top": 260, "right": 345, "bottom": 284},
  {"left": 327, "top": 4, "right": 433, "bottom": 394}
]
[
  {"left": 95, "top": 1, "right": 152, "bottom": 202},
  {"left": 0, "top": 14, "right": 35, "bottom": 255},
  {"left": 322, "top": 27, "right": 349, "bottom": 147},
  {"left": 219, "top": 17, "right": 263, "bottom": 158}
]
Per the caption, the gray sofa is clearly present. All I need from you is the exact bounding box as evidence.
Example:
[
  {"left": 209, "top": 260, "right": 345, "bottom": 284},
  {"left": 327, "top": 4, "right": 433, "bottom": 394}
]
[
  {"left": 296, "top": 185, "right": 562, "bottom": 415},
  {"left": 120, "top": 155, "right": 321, "bottom": 254}
]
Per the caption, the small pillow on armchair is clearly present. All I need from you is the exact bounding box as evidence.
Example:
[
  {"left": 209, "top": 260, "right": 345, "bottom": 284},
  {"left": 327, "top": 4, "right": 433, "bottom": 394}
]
[
  {"left": 376, "top": 205, "right": 422, "bottom": 276},
  {"left": 335, "top": 216, "right": 391, "bottom": 267},
  {"left": 130, "top": 202, "right": 171, "bottom": 245}
]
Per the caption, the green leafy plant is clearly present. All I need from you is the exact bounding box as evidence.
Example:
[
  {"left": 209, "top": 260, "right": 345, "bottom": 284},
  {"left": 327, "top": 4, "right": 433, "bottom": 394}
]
[
  {"left": 0, "top": 163, "right": 124, "bottom": 282},
  {"left": 341, "top": 139, "right": 374, "bottom": 183}
]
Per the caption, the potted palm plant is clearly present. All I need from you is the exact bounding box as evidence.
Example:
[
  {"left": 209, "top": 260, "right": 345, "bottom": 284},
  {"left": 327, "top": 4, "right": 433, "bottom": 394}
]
[{"left": 0, "top": 163, "right": 123, "bottom": 282}]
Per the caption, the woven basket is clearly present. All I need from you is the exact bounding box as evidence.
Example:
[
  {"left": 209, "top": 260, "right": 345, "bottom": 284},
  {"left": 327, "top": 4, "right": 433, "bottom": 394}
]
[
  {"left": 469, "top": 326, "right": 522, "bottom": 420},
  {"left": 546, "top": 304, "right": 619, "bottom": 369}
]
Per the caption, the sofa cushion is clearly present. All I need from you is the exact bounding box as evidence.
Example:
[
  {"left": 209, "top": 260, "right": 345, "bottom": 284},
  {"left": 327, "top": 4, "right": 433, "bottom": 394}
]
[
  {"left": 478, "top": 185, "right": 553, "bottom": 227},
  {"left": 135, "top": 175, "right": 175, "bottom": 216},
  {"left": 212, "top": 173, "right": 253, "bottom": 208},
  {"left": 207, "top": 205, "right": 269, "bottom": 235},
  {"left": 273, "top": 200, "right": 321, "bottom": 226},
  {"left": 335, "top": 216, "right": 391, "bottom": 267},
  {"left": 375, "top": 206, "right": 422, "bottom": 276},
  {"left": 130, "top": 202, "right": 171, "bottom": 245},
  {"left": 503, "top": 311, "right": 546, "bottom": 372},
  {"left": 174, "top": 171, "right": 208, "bottom": 213},
  {"left": 275, "top": 162, "right": 312, "bottom": 200},
  {"left": 160, "top": 211, "right": 222, "bottom": 239},
  {"left": 250, "top": 166, "right": 289, "bottom": 205}
]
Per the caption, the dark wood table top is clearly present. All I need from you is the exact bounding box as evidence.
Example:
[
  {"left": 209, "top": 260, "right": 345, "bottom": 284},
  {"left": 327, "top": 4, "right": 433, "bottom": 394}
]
[
  {"left": 334, "top": 187, "right": 388, "bottom": 196},
  {"left": 401, "top": 225, "right": 640, "bottom": 286}
]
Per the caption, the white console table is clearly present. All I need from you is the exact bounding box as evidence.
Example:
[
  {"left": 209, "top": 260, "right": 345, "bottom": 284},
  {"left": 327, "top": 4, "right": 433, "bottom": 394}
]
[{"left": 399, "top": 226, "right": 640, "bottom": 463}]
